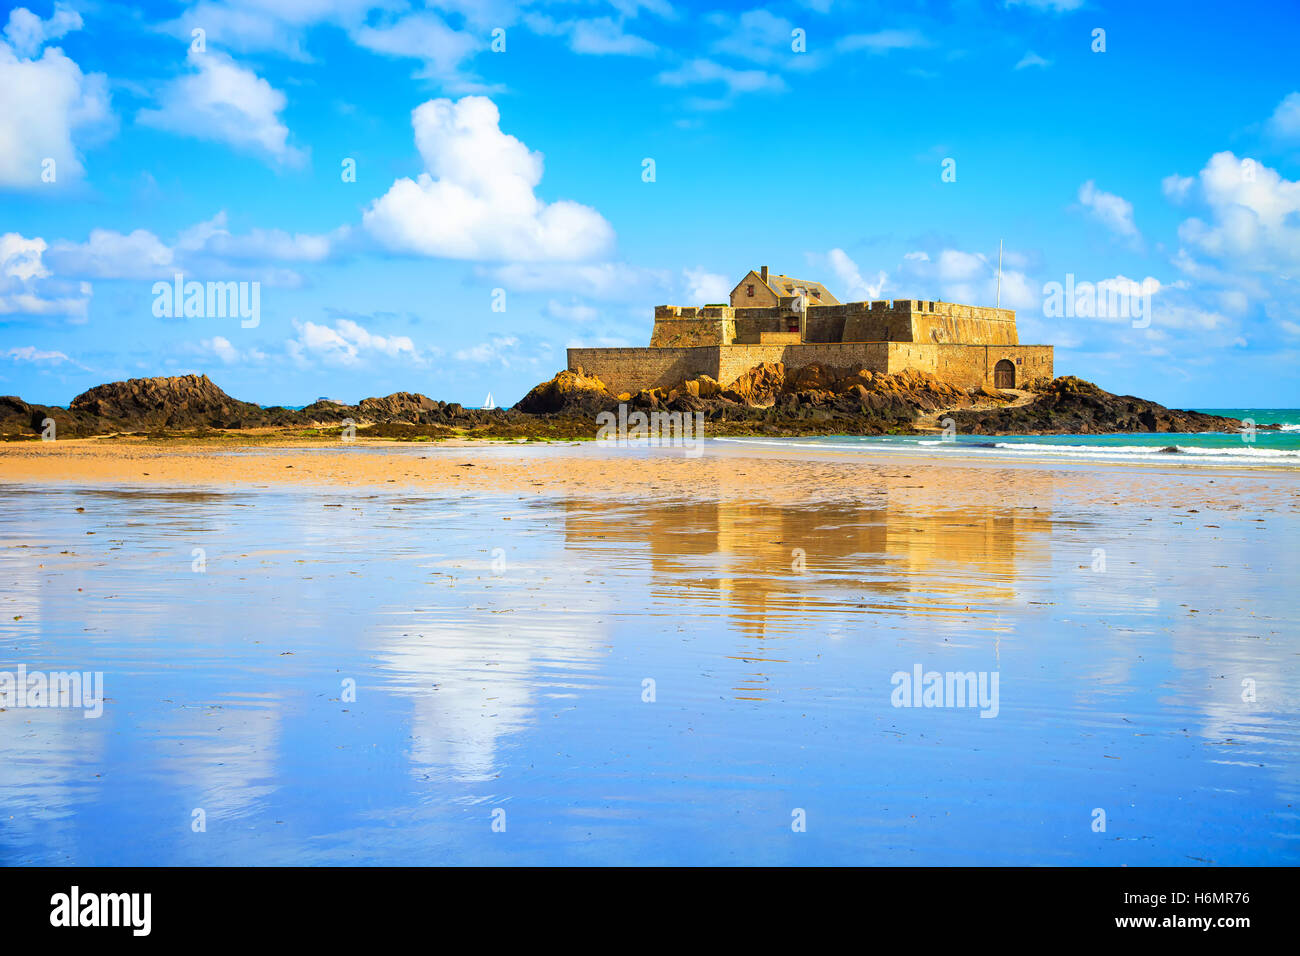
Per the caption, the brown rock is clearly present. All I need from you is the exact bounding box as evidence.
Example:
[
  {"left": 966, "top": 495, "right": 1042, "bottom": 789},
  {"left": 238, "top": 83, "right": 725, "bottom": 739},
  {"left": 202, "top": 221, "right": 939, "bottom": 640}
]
[
  {"left": 513, "top": 369, "right": 615, "bottom": 415},
  {"left": 721, "top": 362, "right": 786, "bottom": 406}
]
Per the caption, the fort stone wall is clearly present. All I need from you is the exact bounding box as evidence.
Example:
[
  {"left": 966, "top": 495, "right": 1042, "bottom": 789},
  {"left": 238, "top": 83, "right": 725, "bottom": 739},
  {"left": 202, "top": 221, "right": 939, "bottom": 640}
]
[
  {"left": 720, "top": 343, "right": 894, "bottom": 385},
  {"left": 839, "top": 300, "right": 1018, "bottom": 344},
  {"left": 568, "top": 341, "right": 1052, "bottom": 393},
  {"left": 570, "top": 289, "right": 1051, "bottom": 395},
  {"left": 930, "top": 345, "right": 1053, "bottom": 388},
  {"left": 716, "top": 345, "right": 790, "bottom": 385},
  {"left": 569, "top": 346, "right": 719, "bottom": 395},
  {"left": 909, "top": 302, "right": 1018, "bottom": 345},
  {"left": 841, "top": 301, "right": 917, "bottom": 342},
  {"left": 732, "top": 312, "right": 788, "bottom": 343},
  {"left": 649, "top": 305, "right": 736, "bottom": 348}
]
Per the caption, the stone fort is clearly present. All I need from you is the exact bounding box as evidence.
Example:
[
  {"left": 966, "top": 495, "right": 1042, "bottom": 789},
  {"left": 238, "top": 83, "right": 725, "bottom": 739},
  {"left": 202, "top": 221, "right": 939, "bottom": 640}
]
[{"left": 567, "top": 266, "right": 1053, "bottom": 395}]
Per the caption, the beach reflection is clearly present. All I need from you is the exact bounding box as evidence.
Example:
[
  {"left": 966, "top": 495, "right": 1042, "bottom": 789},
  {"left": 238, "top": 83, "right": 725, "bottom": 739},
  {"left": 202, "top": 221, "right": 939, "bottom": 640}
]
[
  {"left": 561, "top": 494, "right": 1054, "bottom": 634},
  {"left": 374, "top": 597, "right": 609, "bottom": 783}
]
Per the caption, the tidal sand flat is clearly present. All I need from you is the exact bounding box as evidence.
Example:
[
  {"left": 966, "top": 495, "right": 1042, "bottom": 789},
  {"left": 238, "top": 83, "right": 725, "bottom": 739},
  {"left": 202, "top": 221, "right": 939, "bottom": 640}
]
[{"left": 1, "top": 441, "right": 1296, "bottom": 865}]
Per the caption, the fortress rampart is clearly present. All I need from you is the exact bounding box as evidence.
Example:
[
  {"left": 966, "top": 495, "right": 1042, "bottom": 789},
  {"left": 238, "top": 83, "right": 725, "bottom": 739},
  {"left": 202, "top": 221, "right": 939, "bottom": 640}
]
[
  {"left": 572, "top": 270, "right": 1052, "bottom": 395},
  {"left": 570, "top": 343, "right": 1054, "bottom": 395},
  {"left": 649, "top": 299, "right": 1019, "bottom": 349}
]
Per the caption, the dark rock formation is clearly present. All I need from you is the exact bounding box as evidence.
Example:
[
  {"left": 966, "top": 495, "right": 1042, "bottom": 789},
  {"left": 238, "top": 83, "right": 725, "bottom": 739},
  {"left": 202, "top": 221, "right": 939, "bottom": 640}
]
[
  {"left": 69, "top": 374, "right": 267, "bottom": 429},
  {"left": 951, "top": 375, "right": 1250, "bottom": 434},
  {"left": 513, "top": 368, "right": 615, "bottom": 416},
  {"left": 0, "top": 369, "right": 1258, "bottom": 441},
  {"left": 0, "top": 374, "right": 515, "bottom": 438}
]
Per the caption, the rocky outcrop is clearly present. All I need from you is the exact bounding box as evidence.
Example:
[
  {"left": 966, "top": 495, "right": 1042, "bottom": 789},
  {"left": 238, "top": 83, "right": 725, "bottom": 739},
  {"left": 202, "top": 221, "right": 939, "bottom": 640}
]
[
  {"left": 357, "top": 391, "right": 438, "bottom": 421},
  {"left": 0, "top": 375, "right": 513, "bottom": 438},
  {"left": 952, "top": 375, "right": 1249, "bottom": 434},
  {"left": 512, "top": 368, "right": 616, "bottom": 416},
  {"left": 68, "top": 374, "right": 267, "bottom": 429},
  {"left": 0, "top": 369, "right": 1257, "bottom": 441},
  {"left": 0, "top": 395, "right": 79, "bottom": 437},
  {"left": 632, "top": 363, "right": 988, "bottom": 418}
]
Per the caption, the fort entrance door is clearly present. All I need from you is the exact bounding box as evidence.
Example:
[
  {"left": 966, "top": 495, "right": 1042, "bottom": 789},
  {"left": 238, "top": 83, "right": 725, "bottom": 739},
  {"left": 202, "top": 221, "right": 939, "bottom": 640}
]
[{"left": 994, "top": 359, "right": 1015, "bottom": 389}]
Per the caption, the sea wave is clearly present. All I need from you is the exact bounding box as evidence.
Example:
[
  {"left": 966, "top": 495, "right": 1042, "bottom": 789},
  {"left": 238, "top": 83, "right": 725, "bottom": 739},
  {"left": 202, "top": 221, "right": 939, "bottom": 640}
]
[
  {"left": 991, "top": 442, "right": 1300, "bottom": 459},
  {"left": 711, "top": 436, "right": 1300, "bottom": 467}
]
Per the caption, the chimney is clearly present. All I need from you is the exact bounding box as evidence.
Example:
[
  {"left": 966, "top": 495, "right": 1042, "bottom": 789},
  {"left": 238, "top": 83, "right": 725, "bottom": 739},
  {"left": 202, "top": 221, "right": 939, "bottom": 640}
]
[{"left": 760, "top": 265, "right": 768, "bottom": 283}]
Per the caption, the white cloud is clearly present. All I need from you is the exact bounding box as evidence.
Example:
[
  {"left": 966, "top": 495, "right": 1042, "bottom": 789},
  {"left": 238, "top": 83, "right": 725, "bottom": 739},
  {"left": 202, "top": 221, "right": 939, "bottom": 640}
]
[
  {"left": 198, "top": 335, "right": 247, "bottom": 364},
  {"left": 1265, "top": 91, "right": 1300, "bottom": 141},
  {"left": 353, "top": 12, "right": 487, "bottom": 89},
  {"left": 682, "top": 267, "right": 731, "bottom": 304},
  {"left": 455, "top": 335, "right": 520, "bottom": 364},
  {"left": 138, "top": 50, "right": 305, "bottom": 167},
  {"left": 656, "top": 58, "right": 786, "bottom": 105},
  {"left": 3, "top": 3, "right": 82, "bottom": 58},
  {"left": 1097, "top": 275, "right": 1162, "bottom": 299},
  {"left": 608, "top": 0, "right": 675, "bottom": 16},
  {"left": 176, "top": 212, "right": 341, "bottom": 262},
  {"left": 897, "top": 247, "right": 1037, "bottom": 311},
  {"left": 1152, "top": 300, "right": 1229, "bottom": 331},
  {"left": 1005, "top": 0, "right": 1084, "bottom": 11},
  {"left": 45, "top": 213, "right": 343, "bottom": 282},
  {"left": 826, "top": 249, "right": 886, "bottom": 301},
  {"left": 1078, "top": 180, "right": 1139, "bottom": 239},
  {"left": 287, "top": 318, "right": 420, "bottom": 367},
  {"left": 363, "top": 96, "right": 614, "bottom": 261},
  {"left": 48, "top": 228, "right": 174, "bottom": 278},
  {"left": 0, "top": 25, "right": 112, "bottom": 187},
  {"left": 1161, "top": 173, "right": 1195, "bottom": 203},
  {"left": 527, "top": 15, "right": 657, "bottom": 57},
  {"left": 1215, "top": 288, "right": 1250, "bottom": 316},
  {"left": 1176, "top": 152, "right": 1300, "bottom": 272},
  {"left": 836, "top": 30, "right": 929, "bottom": 54},
  {"left": 708, "top": 10, "right": 819, "bottom": 67},
  {"left": 0, "top": 233, "right": 49, "bottom": 282},
  {"left": 160, "top": 0, "right": 394, "bottom": 59},
  {"left": 543, "top": 299, "right": 600, "bottom": 322},
  {"left": 487, "top": 261, "right": 671, "bottom": 300},
  {"left": 1014, "top": 51, "right": 1051, "bottom": 70},
  {"left": 4, "top": 345, "right": 72, "bottom": 364},
  {"left": 0, "top": 233, "right": 91, "bottom": 322},
  {"left": 569, "top": 17, "right": 656, "bottom": 56}
]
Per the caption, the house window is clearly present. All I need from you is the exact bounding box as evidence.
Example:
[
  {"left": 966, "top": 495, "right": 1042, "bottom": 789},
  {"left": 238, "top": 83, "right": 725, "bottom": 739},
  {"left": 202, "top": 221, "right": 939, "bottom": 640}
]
[
  {"left": 812, "top": 290, "right": 821, "bottom": 298},
  {"left": 746, "top": 284, "right": 755, "bottom": 297}
]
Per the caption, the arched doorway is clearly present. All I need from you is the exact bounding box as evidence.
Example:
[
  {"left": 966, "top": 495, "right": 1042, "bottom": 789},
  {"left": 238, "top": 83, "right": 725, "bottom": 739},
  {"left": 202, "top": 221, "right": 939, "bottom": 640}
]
[{"left": 993, "top": 359, "right": 1015, "bottom": 389}]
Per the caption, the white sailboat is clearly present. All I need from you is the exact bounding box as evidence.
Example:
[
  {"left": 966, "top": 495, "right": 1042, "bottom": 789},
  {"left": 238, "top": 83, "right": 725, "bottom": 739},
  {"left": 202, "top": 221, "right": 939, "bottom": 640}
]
[{"left": 484, "top": 392, "right": 495, "bottom": 410}]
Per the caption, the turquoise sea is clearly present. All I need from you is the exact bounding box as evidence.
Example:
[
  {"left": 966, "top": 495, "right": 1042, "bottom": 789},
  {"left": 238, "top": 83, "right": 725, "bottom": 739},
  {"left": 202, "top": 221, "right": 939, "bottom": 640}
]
[{"left": 710, "top": 409, "right": 1300, "bottom": 468}]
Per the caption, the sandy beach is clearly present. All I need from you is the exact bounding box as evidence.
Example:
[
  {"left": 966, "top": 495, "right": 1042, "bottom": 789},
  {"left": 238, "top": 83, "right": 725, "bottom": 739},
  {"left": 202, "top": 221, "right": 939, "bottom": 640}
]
[{"left": 3, "top": 437, "right": 1298, "bottom": 512}]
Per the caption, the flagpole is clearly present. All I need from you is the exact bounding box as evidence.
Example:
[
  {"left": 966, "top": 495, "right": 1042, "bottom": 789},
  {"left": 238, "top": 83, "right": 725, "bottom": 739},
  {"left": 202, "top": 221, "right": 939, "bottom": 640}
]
[{"left": 996, "top": 239, "right": 1003, "bottom": 309}]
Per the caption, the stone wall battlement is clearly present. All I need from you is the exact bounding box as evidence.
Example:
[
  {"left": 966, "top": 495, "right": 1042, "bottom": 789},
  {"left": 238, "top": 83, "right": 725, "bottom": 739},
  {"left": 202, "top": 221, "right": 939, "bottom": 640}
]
[
  {"left": 635, "top": 283, "right": 1044, "bottom": 388},
  {"left": 568, "top": 341, "right": 1054, "bottom": 394}
]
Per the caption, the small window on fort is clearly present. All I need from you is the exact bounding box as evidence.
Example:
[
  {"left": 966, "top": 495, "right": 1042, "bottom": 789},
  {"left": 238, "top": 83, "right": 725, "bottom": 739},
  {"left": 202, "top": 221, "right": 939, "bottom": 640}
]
[
  {"left": 812, "top": 290, "right": 821, "bottom": 298},
  {"left": 746, "top": 285, "right": 754, "bottom": 296}
]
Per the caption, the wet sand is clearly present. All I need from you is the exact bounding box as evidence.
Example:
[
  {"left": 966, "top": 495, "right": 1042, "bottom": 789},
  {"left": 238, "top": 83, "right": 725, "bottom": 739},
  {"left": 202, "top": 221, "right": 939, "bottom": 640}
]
[{"left": 2, "top": 438, "right": 1297, "bottom": 513}]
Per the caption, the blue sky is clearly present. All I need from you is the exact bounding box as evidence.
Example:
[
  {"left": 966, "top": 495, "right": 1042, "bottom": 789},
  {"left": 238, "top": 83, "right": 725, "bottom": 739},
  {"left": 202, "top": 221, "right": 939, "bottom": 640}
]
[{"left": 2, "top": 0, "right": 1298, "bottom": 407}]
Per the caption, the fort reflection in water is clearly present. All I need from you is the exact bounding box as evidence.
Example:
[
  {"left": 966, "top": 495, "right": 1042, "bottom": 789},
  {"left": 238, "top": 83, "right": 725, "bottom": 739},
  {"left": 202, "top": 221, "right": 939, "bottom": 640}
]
[{"left": 560, "top": 491, "right": 1056, "bottom": 638}]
